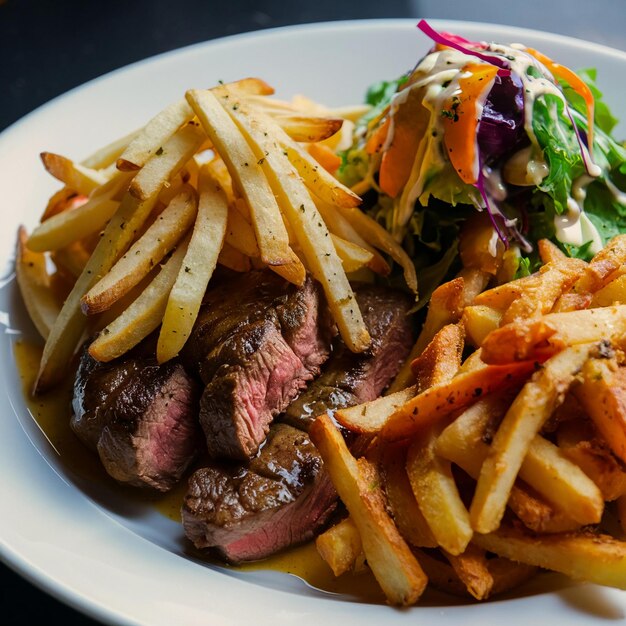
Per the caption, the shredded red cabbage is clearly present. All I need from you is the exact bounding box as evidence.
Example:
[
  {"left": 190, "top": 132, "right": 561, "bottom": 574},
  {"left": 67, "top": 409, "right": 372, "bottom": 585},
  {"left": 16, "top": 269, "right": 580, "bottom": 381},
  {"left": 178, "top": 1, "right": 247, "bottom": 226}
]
[{"left": 417, "top": 19, "right": 510, "bottom": 72}]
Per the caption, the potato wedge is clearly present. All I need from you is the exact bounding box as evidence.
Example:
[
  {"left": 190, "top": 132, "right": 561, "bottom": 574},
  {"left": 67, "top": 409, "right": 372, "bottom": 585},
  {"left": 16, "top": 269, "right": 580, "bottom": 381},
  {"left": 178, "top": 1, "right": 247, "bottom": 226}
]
[
  {"left": 88, "top": 238, "right": 190, "bottom": 362},
  {"left": 81, "top": 187, "right": 197, "bottom": 314},
  {"left": 309, "top": 414, "right": 428, "bottom": 606},
  {"left": 157, "top": 173, "right": 228, "bottom": 362},
  {"left": 15, "top": 227, "right": 60, "bottom": 339},
  {"left": 470, "top": 343, "right": 596, "bottom": 534},
  {"left": 474, "top": 524, "right": 626, "bottom": 590}
]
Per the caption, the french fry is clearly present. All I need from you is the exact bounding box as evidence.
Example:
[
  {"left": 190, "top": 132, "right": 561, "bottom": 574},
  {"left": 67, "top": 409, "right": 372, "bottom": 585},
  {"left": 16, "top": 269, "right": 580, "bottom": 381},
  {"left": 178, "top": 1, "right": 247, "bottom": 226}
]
[
  {"left": 315, "top": 517, "right": 363, "bottom": 577},
  {"left": 272, "top": 115, "right": 343, "bottom": 143},
  {"left": 50, "top": 241, "right": 91, "bottom": 280},
  {"left": 406, "top": 431, "right": 473, "bottom": 555},
  {"left": 81, "top": 129, "right": 140, "bottom": 169},
  {"left": 309, "top": 414, "right": 428, "bottom": 606},
  {"left": 474, "top": 523, "right": 626, "bottom": 590},
  {"left": 444, "top": 544, "right": 494, "bottom": 601},
  {"left": 218, "top": 242, "right": 252, "bottom": 272},
  {"left": 458, "top": 212, "right": 505, "bottom": 275},
  {"left": 35, "top": 124, "right": 204, "bottom": 392},
  {"left": 27, "top": 173, "right": 133, "bottom": 252},
  {"left": 537, "top": 238, "right": 568, "bottom": 265},
  {"left": 81, "top": 187, "right": 198, "bottom": 315},
  {"left": 331, "top": 234, "right": 374, "bottom": 273},
  {"left": 157, "top": 171, "right": 228, "bottom": 363},
  {"left": 379, "top": 443, "right": 438, "bottom": 549},
  {"left": 456, "top": 267, "right": 491, "bottom": 306},
  {"left": 379, "top": 360, "right": 537, "bottom": 441},
  {"left": 387, "top": 277, "right": 465, "bottom": 393},
  {"left": 574, "top": 357, "right": 626, "bottom": 464},
  {"left": 40, "top": 152, "right": 109, "bottom": 195},
  {"left": 186, "top": 88, "right": 302, "bottom": 278},
  {"left": 574, "top": 234, "right": 626, "bottom": 293},
  {"left": 15, "top": 227, "right": 60, "bottom": 340},
  {"left": 219, "top": 95, "right": 370, "bottom": 352},
  {"left": 480, "top": 305, "right": 626, "bottom": 364},
  {"left": 590, "top": 273, "right": 626, "bottom": 307},
  {"left": 462, "top": 305, "right": 503, "bottom": 347},
  {"left": 88, "top": 238, "right": 190, "bottom": 362},
  {"left": 470, "top": 344, "right": 596, "bottom": 534},
  {"left": 224, "top": 206, "right": 259, "bottom": 258}
]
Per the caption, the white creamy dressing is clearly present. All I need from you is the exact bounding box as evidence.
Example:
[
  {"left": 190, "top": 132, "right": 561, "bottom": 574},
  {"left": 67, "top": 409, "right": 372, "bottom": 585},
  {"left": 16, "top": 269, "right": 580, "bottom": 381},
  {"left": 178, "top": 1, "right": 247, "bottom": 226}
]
[{"left": 388, "top": 41, "right": 607, "bottom": 252}]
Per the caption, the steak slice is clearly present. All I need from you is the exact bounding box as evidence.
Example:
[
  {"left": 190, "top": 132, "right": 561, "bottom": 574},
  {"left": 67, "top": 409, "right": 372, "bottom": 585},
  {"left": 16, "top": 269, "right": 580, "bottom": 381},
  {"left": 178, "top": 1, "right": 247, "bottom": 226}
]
[
  {"left": 182, "top": 423, "right": 337, "bottom": 563},
  {"left": 72, "top": 345, "right": 200, "bottom": 492},
  {"left": 182, "top": 285, "right": 414, "bottom": 562},
  {"left": 182, "top": 271, "right": 335, "bottom": 460},
  {"left": 282, "top": 284, "right": 414, "bottom": 431}
]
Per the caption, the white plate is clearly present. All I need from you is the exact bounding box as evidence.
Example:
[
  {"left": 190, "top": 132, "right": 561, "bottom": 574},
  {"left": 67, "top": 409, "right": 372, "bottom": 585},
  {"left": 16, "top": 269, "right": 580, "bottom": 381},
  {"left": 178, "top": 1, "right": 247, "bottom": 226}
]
[{"left": 1, "top": 19, "right": 626, "bottom": 626}]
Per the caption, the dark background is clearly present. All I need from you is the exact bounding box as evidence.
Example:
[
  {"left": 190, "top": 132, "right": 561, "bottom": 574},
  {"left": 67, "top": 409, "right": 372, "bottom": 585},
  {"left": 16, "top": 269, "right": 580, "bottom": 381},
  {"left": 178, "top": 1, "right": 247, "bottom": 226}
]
[{"left": 1, "top": 1, "right": 625, "bottom": 624}]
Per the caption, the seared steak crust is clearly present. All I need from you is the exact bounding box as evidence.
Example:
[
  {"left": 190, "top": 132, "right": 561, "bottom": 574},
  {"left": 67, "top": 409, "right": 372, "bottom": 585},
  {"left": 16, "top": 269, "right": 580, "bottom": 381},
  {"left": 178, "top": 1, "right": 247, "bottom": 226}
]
[{"left": 72, "top": 346, "right": 200, "bottom": 492}]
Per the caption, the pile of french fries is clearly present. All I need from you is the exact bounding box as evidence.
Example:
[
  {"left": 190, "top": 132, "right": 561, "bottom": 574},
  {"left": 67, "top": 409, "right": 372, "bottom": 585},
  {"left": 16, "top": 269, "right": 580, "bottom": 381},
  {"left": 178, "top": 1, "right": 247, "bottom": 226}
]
[
  {"left": 311, "top": 232, "right": 626, "bottom": 605},
  {"left": 17, "top": 77, "right": 417, "bottom": 394}
]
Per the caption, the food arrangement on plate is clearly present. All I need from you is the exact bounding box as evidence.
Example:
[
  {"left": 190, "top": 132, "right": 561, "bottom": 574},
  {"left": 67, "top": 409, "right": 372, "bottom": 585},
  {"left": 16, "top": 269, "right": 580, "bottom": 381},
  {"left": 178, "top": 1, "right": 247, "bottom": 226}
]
[{"left": 15, "top": 19, "right": 626, "bottom": 607}]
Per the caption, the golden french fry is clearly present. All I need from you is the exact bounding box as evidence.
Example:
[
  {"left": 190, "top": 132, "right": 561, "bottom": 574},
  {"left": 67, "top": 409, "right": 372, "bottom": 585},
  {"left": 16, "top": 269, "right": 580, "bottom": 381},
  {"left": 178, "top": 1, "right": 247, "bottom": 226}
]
[
  {"left": 380, "top": 360, "right": 536, "bottom": 442},
  {"left": 272, "top": 114, "right": 343, "bottom": 143},
  {"left": 444, "top": 544, "right": 494, "bottom": 601},
  {"left": 82, "top": 187, "right": 198, "bottom": 315},
  {"left": 574, "top": 357, "right": 626, "bottom": 464},
  {"left": 186, "top": 88, "right": 298, "bottom": 271},
  {"left": 331, "top": 234, "right": 374, "bottom": 273},
  {"left": 220, "top": 96, "right": 370, "bottom": 352},
  {"left": 315, "top": 517, "right": 363, "bottom": 577},
  {"left": 50, "top": 241, "right": 90, "bottom": 280},
  {"left": 157, "top": 172, "right": 228, "bottom": 363},
  {"left": 406, "top": 430, "right": 473, "bottom": 555},
  {"left": 88, "top": 238, "right": 190, "bottom": 362},
  {"left": 480, "top": 305, "right": 626, "bottom": 364},
  {"left": 40, "top": 152, "right": 109, "bottom": 195},
  {"left": 470, "top": 344, "right": 596, "bottom": 534},
  {"left": 590, "top": 273, "right": 626, "bottom": 307},
  {"left": 218, "top": 242, "right": 252, "bottom": 272},
  {"left": 35, "top": 125, "right": 204, "bottom": 392},
  {"left": 575, "top": 234, "right": 626, "bottom": 293},
  {"left": 462, "top": 305, "right": 503, "bottom": 347},
  {"left": 379, "top": 443, "right": 437, "bottom": 549},
  {"left": 537, "top": 238, "right": 568, "bottom": 264},
  {"left": 309, "top": 414, "right": 428, "bottom": 606},
  {"left": 27, "top": 173, "right": 133, "bottom": 252},
  {"left": 15, "top": 227, "right": 60, "bottom": 340},
  {"left": 474, "top": 523, "right": 626, "bottom": 591},
  {"left": 81, "top": 129, "right": 140, "bottom": 169},
  {"left": 458, "top": 212, "right": 505, "bottom": 275},
  {"left": 224, "top": 206, "right": 259, "bottom": 257}
]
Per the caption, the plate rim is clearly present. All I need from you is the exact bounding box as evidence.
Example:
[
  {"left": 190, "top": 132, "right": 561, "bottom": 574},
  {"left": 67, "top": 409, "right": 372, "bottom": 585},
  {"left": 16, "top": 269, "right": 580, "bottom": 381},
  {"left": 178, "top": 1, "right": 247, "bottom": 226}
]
[{"left": 2, "top": 17, "right": 626, "bottom": 626}]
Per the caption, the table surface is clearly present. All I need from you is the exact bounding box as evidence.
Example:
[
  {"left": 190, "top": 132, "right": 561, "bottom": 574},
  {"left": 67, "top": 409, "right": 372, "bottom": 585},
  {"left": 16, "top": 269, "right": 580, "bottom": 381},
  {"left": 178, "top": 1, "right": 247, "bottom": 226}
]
[{"left": 2, "top": 0, "right": 625, "bottom": 624}]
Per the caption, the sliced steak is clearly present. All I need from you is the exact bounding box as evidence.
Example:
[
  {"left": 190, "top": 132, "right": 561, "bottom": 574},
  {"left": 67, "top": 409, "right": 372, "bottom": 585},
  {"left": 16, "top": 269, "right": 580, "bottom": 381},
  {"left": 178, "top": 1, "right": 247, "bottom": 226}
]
[
  {"left": 182, "top": 423, "right": 337, "bottom": 563},
  {"left": 182, "top": 271, "right": 335, "bottom": 460},
  {"left": 72, "top": 345, "right": 200, "bottom": 492},
  {"left": 282, "top": 284, "right": 414, "bottom": 431},
  {"left": 182, "top": 285, "right": 414, "bottom": 562}
]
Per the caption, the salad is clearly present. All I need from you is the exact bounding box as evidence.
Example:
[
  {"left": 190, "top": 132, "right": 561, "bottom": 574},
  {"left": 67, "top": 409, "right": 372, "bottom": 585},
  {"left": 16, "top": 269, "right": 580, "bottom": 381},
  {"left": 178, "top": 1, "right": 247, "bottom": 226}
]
[{"left": 341, "top": 20, "right": 626, "bottom": 305}]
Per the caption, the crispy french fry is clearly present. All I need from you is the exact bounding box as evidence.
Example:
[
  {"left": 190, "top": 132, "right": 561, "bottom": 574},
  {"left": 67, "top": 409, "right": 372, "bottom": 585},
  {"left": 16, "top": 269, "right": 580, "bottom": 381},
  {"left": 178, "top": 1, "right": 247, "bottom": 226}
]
[
  {"left": 590, "top": 273, "right": 626, "bottom": 307},
  {"left": 35, "top": 125, "right": 204, "bottom": 392},
  {"left": 537, "top": 238, "right": 568, "bottom": 264},
  {"left": 444, "top": 544, "right": 494, "bottom": 601},
  {"left": 82, "top": 187, "right": 198, "bottom": 315},
  {"left": 157, "top": 172, "right": 228, "bottom": 363},
  {"left": 218, "top": 241, "right": 252, "bottom": 272},
  {"left": 219, "top": 96, "right": 370, "bottom": 352},
  {"left": 315, "top": 517, "right": 363, "bottom": 577},
  {"left": 388, "top": 277, "right": 465, "bottom": 393},
  {"left": 331, "top": 234, "right": 374, "bottom": 273},
  {"left": 379, "top": 361, "right": 536, "bottom": 441},
  {"left": 474, "top": 523, "right": 626, "bottom": 590},
  {"left": 50, "top": 241, "right": 91, "bottom": 280},
  {"left": 309, "top": 415, "right": 428, "bottom": 606},
  {"left": 81, "top": 129, "right": 140, "bottom": 169},
  {"left": 575, "top": 234, "right": 626, "bottom": 293},
  {"left": 456, "top": 267, "right": 491, "bottom": 306},
  {"left": 470, "top": 344, "right": 596, "bottom": 534},
  {"left": 273, "top": 114, "right": 343, "bottom": 143},
  {"left": 186, "top": 89, "right": 302, "bottom": 277},
  {"left": 27, "top": 173, "right": 133, "bottom": 252},
  {"left": 575, "top": 357, "right": 626, "bottom": 464},
  {"left": 224, "top": 206, "right": 259, "bottom": 257},
  {"left": 379, "top": 443, "right": 438, "bottom": 549},
  {"left": 15, "top": 227, "right": 60, "bottom": 340},
  {"left": 88, "top": 238, "right": 189, "bottom": 361},
  {"left": 406, "top": 430, "right": 473, "bottom": 555},
  {"left": 462, "top": 305, "right": 503, "bottom": 347},
  {"left": 480, "top": 305, "right": 626, "bottom": 364},
  {"left": 40, "top": 152, "right": 109, "bottom": 195}
]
